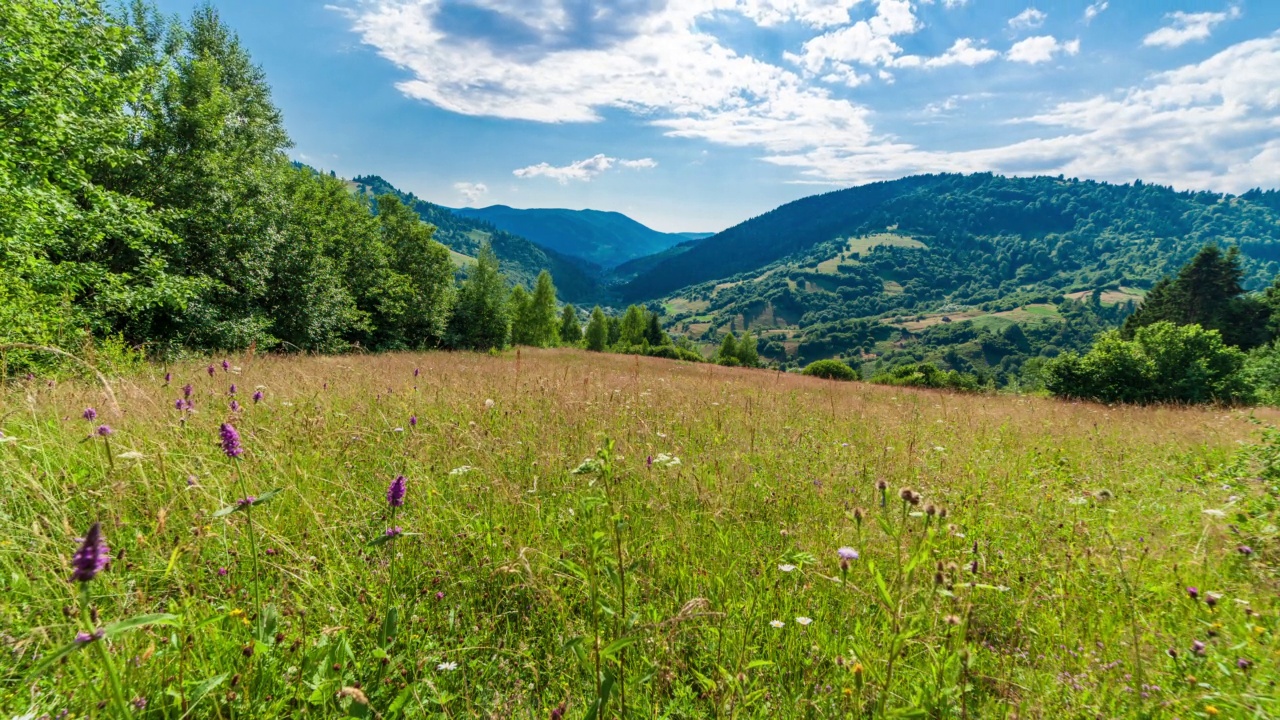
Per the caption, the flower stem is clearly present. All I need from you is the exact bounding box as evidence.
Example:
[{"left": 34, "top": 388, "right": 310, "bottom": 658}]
[
  {"left": 80, "top": 584, "right": 128, "bottom": 716},
  {"left": 233, "top": 458, "right": 263, "bottom": 636}
]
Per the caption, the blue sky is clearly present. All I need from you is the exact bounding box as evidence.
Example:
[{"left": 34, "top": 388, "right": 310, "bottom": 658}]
[{"left": 150, "top": 1, "right": 1280, "bottom": 232}]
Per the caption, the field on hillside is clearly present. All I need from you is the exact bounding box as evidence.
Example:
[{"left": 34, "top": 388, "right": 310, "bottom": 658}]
[{"left": 2, "top": 350, "right": 1278, "bottom": 719}]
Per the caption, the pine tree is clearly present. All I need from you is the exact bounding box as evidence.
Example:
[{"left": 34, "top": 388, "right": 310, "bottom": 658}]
[
  {"left": 528, "top": 270, "right": 560, "bottom": 347},
  {"left": 644, "top": 311, "right": 668, "bottom": 346},
  {"left": 560, "top": 304, "right": 582, "bottom": 344},
  {"left": 585, "top": 306, "right": 608, "bottom": 351},
  {"left": 718, "top": 332, "right": 739, "bottom": 366},
  {"left": 447, "top": 242, "right": 510, "bottom": 350}
]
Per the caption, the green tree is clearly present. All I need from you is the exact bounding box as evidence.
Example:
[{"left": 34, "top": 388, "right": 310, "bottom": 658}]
[
  {"left": 509, "top": 285, "right": 534, "bottom": 346},
  {"left": 717, "top": 332, "right": 739, "bottom": 366},
  {"left": 620, "top": 305, "right": 647, "bottom": 347},
  {"left": 644, "top": 311, "right": 668, "bottom": 346},
  {"left": 527, "top": 270, "right": 560, "bottom": 347},
  {"left": 737, "top": 331, "right": 760, "bottom": 367},
  {"left": 606, "top": 316, "right": 622, "bottom": 347},
  {"left": 560, "top": 304, "right": 583, "bottom": 344},
  {"left": 447, "top": 243, "right": 510, "bottom": 350},
  {"left": 803, "top": 359, "right": 859, "bottom": 381},
  {"left": 371, "top": 194, "right": 456, "bottom": 348},
  {"left": 585, "top": 306, "right": 608, "bottom": 352}
]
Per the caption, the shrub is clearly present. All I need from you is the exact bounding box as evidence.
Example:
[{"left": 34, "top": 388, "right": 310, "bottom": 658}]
[
  {"left": 802, "top": 359, "right": 860, "bottom": 381},
  {"left": 870, "top": 363, "right": 980, "bottom": 391}
]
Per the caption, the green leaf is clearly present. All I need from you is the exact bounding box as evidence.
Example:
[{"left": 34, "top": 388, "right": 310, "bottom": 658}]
[
  {"left": 601, "top": 635, "right": 637, "bottom": 660},
  {"left": 186, "top": 673, "right": 228, "bottom": 707},
  {"left": 380, "top": 607, "right": 399, "bottom": 645},
  {"left": 583, "top": 670, "right": 617, "bottom": 720},
  {"left": 869, "top": 561, "right": 893, "bottom": 607},
  {"left": 105, "top": 613, "right": 180, "bottom": 638}
]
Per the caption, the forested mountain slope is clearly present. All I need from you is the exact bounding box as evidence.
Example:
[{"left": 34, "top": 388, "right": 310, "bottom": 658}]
[
  {"left": 350, "top": 176, "right": 603, "bottom": 303},
  {"left": 450, "top": 205, "right": 696, "bottom": 268}
]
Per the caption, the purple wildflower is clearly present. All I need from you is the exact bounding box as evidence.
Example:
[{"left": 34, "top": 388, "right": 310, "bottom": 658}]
[
  {"left": 187, "top": 475, "right": 197, "bottom": 486},
  {"left": 409, "top": 415, "right": 417, "bottom": 427},
  {"left": 82, "top": 408, "right": 97, "bottom": 422},
  {"left": 217, "top": 567, "right": 228, "bottom": 576},
  {"left": 1187, "top": 586, "right": 1199, "bottom": 600},
  {"left": 387, "top": 475, "right": 407, "bottom": 508},
  {"left": 1192, "top": 640, "right": 1206, "bottom": 656},
  {"left": 414, "top": 368, "right": 420, "bottom": 377},
  {"left": 1205, "top": 593, "right": 1219, "bottom": 608},
  {"left": 175, "top": 398, "right": 185, "bottom": 411},
  {"left": 164, "top": 372, "right": 172, "bottom": 384},
  {"left": 132, "top": 697, "right": 147, "bottom": 710},
  {"left": 385, "top": 526, "right": 403, "bottom": 538},
  {"left": 435, "top": 591, "right": 444, "bottom": 601},
  {"left": 183, "top": 384, "right": 193, "bottom": 398},
  {"left": 207, "top": 365, "right": 216, "bottom": 377},
  {"left": 74, "top": 629, "right": 104, "bottom": 644},
  {"left": 221, "top": 360, "right": 230, "bottom": 372},
  {"left": 551, "top": 703, "right": 566, "bottom": 720},
  {"left": 229, "top": 384, "right": 237, "bottom": 395},
  {"left": 96, "top": 425, "right": 112, "bottom": 437},
  {"left": 253, "top": 390, "right": 263, "bottom": 404},
  {"left": 70, "top": 522, "right": 110, "bottom": 583},
  {"left": 838, "top": 546, "right": 859, "bottom": 572},
  {"left": 237, "top": 496, "right": 255, "bottom": 508},
  {"left": 219, "top": 423, "right": 244, "bottom": 458},
  {"left": 1238, "top": 545, "right": 1254, "bottom": 556},
  {"left": 1237, "top": 658, "right": 1252, "bottom": 670},
  {"left": 646, "top": 455, "right": 653, "bottom": 468},
  {"left": 230, "top": 399, "right": 241, "bottom": 412}
]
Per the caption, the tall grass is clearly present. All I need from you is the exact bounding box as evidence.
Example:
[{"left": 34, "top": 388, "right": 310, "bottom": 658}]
[{"left": 0, "top": 349, "right": 1276, "bottom": 718}]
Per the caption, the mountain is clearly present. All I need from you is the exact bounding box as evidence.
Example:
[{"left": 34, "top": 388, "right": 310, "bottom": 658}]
[
  {"left": 450, "top": 205, "right": 705, "bottom": 268},
  {"left": 620, "top": 173, "right": 1280, "bottom": 382},
  {"left": 350, "top": 176, "right": 602, "bottom": 303}
]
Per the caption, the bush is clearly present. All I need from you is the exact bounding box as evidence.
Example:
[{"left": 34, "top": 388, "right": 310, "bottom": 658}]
[
  {"left": 870, "top": 363, "right": 980, "bottom": 391},
  {"left": 1043, "top": 322, "right": 1251, "bottom": 404},
  {"left": 802, "top": 359, "right": 860, "bottom": 381}
]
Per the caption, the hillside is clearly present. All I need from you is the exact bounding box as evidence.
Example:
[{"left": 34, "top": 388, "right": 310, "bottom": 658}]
[
  {"left": 350, "top": 176, "right": 603, "bottom": 303},
  {"left": 451, "top": 205, "right": 701, "bottom": 268},
  {"left": 631, "top": 173, "right": 1280, "bottom": 379}
]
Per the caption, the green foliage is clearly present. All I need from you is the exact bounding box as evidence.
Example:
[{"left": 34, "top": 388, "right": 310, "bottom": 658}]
[
  {"left": 1122, "top": 245, "right": 1270, "bottom": 349},
  {"left": 559, "top": 304, "right": 583, "bottom": 345},
  {"left": 802, "top": 359, "right": 860, "bottom": 381},
  {"left": 717, "top": 333, "right": 739, "bottom": 366},
  {"left": 870, "top": 363, "right": 980, "bottom": 391},
  {"left": 447, "top": 243, "right": 510, "bottom": 351},
  {"left": 585, "top": 306, "right": 608, "bottom": 352},
  {"left": 619, "top": 305, "right": 647, "bottom": 348},
  {"left": 1044, "top": 322, "right": 1251, "bottom": 404},
  {"left": 508, "top": 271, "right": 559, "bottom": 348}
]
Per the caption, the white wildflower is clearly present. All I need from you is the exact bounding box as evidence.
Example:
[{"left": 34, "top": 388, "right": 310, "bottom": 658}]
[
  {"left": 778, "top": 564, "right": 797, "bottom": 573},
  {"left": 770, "top": 620, "right": 784, "bottom": 628},
  {"left": 437, "top": 661, "right": 457, "bottom": 671},
  {"left": 795, "top": 616, "right": 813, "bottom": 626}
]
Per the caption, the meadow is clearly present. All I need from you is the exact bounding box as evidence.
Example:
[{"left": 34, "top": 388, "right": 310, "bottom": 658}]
[{"left": 1, "top": 349, "right": 1277, "bottom": 719}]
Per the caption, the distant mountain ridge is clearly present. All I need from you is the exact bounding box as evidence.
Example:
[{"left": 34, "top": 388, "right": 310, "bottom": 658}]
[
  {"left": 450, "top": 205, "right": 708, "bottom": 268},
  {"left": 349, "top": 175, "right": 603, "bottom": 303}
]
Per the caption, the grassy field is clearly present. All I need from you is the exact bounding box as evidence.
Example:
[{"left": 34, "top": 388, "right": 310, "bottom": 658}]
[{"left": 2, "top": 350, "right": 1278, "bottom": 718}]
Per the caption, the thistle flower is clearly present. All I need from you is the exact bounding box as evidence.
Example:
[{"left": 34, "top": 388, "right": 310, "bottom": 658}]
[
  {"left": 387, "top": 475, "right": 407, "bottom": 508},
  {"left": 1205, "top": 593, "right": 1219, "bottom": 608},
  {"left": 1192, "top": 640, "right": 1206, "bottom": 656},
  {"left": 71, "top": 522, "right": 110, "bottom": 583},
  {"left": 217, "top": 567, "right": 228, "bottom": 576},
  {"left": 550, "top": 703, "right": 566, "bottom": 720},
  {"left": 184, "top": 384, "right": 193, "bottom": 398},
  {"left": 1187, "top": 586, "right": 1199, "bottom": 600},
  {"left": 253, "top": 391, "right": 264, "bottom": 404},
  {"left": 837, "top": 546, "right": 859, "bottom": 572},
  {"left": 219, "top": 423, "right": 244, "bottom": 458},
  {"left": 435, "top": 591, "right": 444, "bottom": 601},
  {"left": 132, "top": 697, "right": 147, "bottom": 710},
  {"left": 96, "top": 425, "right": 113, "bottom": 437},
  {"left": 83, "top": 408, "right": 97, "bottom": 421}
]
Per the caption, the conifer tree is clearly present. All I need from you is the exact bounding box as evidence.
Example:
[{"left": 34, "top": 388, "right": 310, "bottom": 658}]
[
  {"left": 447, "top": 242, "right": 510, "bottom": 350},
  {"left": 644, "top": 311, "right": 668, "bottom": 346}
]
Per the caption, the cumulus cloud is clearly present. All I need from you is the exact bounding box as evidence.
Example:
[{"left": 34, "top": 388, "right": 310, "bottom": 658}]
[
  {"left": 513, "top": 154, "right": 657, "bottom": 183},
  {"left": 1143, "top": 7, "right": 1242, "bottom": 49},
  {"left": 789, "top": 0, "right": 922, "bottom": 73},
  {"left": 896, "top": 38, "right": 999, "bottom": 68},
  {"left": 453, "top": 181, "right": 489, "bottom": 204},
  {"left": 1083, "top": 2, "right": 1108, "bottom": 24},
  {"left": 1008, "top": 36, "right": 1080, "bottom": 64},
  {"left": 1008, "top": 8, "right": 1047, "bottom": 31}
]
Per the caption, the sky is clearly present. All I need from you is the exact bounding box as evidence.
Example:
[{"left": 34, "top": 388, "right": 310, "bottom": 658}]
[{"left": 149, "top": 0, "right": 1280, "bottom": 232}]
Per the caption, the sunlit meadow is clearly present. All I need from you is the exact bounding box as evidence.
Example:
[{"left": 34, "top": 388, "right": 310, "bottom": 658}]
[{"left": 1, "top": 349, "right": 1277, "bottom": 718}]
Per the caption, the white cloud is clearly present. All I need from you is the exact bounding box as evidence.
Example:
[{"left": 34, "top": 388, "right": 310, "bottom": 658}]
[
  {"left": 1143, "top": 7, "right": 1242, "bottom": 49},
  {"left": 896, "top": 38, "right": 999, "bottom": 68},
  {"left": 730, "top": 0, "right": 864, "bottom": 28},
  {"left": 789, "top": 0, "right": 921, "bottom": 73},
  {"left": 513, "top": 154, "right": 657, "bottom": 183},
  {"left": 1008, "top": 36, "right": 1080, "bottom": 64},
  {"left": 1083, "top": 2, "right": 1108, "bottom": 24},
  {"left": 453, "top": 182, "right": 489, "bottom": 204},
  {"left": 1008, "top": 8, "right": 1047, "bottom": 31}
]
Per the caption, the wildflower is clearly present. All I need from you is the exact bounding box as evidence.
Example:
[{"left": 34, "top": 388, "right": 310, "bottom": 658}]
[
  {"left": 218, "top": 567, "right": 228, "bottom": 576},
  {"left": 795, "top": 616, "right": 813, "bottom": 626},
  {"left": 74, "top": 629, "right": 104, "bottom": 644},
  {"left": 437, "top": 661, "right": 458, "bottom": 671},
  {"left": 219, "top": 423, "right": 244, "bottom": 458},
  {"left": 207, "top": 365, "right": 216, "bottom": 377},
  {"left": 778, "top": 564, "right": 797, "bottom": 573},
  {"left": 175, "top": 399, "right": 185, "bottom": 410},
  {"left": 96, "top": 425, "right": 113, "bottom": 437},
  {"left": 1187, "top": 586, "right": 1199, "bottom": 600},
  {"left": 83, "top": 408, "right": 97, "bottom": 421},
  {"left": 837, "top": 546, "right": 859, "bottom": 572},
  {"left": 1205, "top": 593, "right": 1219, "bottom": 608},
  {"left": 187, "top": 476, "right": 197, "bottom": 486},
  {"left": 387, "top": 475, "right": 407, "bottom": 508},
  {"left": 71, "top": 522, "right": 110, "bottom": 583},
  {"left": 550, "top": 703, "right": 566, "bottom": 720},
  {"left": 1237, "top": 545, "right": 1254, "bottom": 556},
  {"left": 1237, "top": 658, "right": 1252, "bottom": 670},
  {"left": 770, "top": 620, "right": 785, "bottom": 628},
  {"left": 1166, "top": 648, "right": 1178, "bottom": 659},
  {"left": 164, "top": 372, "right": 172, "bottom": 384},
  {"left": 230, "top": 400, "right": 240, "bottom": 412},
  {"left": 944, "top": 614, "right": 961, "bottom": 626},
  {"left": 229, "top": 384, "right": 237, "bottom": 395},
  {"left": 221, "top": 360, "right": 230, "bottom": 372},
  {"left": 184, "top": 384, "right": 193, "bottom": 398},
  {"left": 646, "top": 455, "right": 653, "bottom": 468},
  {"left": 484, "top": 399, "right": 495, "bottom": 410},
  {"left": 1192, "top": 640, "right": 1206, "bottom": 656},
  {"left": 1205, "top": 706, "right": 1219, "bottom": 716},
  {"left": 408, "top": 414, "right": 416, "bottom": 427},
  {"left": 385, "top": 526, "right": 403, "bottom": 538},
  {"left": 132, "top": 697, "right": 147, "bottom": 710},
  {"left": 435, "top": 591, "right": 444, "bottom": 601},
  {"left": 414, "top": 368, "right": 420, "bottom": 377}
]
